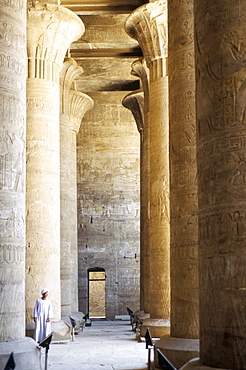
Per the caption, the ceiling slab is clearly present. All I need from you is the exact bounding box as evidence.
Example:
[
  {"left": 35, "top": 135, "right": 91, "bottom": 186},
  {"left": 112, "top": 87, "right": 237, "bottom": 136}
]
[
  {"left": 61, "top": 0, "right": 146, "bottom": 13},
  {"left": 62, "top": 1, "right": 144, "bottom": 92}
]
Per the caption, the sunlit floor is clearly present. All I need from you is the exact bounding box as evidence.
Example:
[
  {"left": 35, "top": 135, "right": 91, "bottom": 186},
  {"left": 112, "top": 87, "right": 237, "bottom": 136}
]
[{"left": 46, "top": 320, "right": 150, "bottom": 370}]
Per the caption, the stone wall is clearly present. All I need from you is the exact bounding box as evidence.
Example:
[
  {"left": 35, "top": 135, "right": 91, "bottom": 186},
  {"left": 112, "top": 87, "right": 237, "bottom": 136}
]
[{"left": 77, "top": 91, "right": 140, "bottom": 319}]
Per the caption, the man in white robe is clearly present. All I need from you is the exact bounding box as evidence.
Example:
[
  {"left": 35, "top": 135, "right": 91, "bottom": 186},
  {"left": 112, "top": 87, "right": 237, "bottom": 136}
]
[{"left": 33, "top": 288, "right": 53, "bottom": 343}]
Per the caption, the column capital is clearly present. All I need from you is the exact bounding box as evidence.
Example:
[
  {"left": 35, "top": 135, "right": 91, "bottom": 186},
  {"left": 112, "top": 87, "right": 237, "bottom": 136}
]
[
  {"left": 60, "top": 58, "right": 84, "bottom": 115},
  {"left": 69, "top": 91, "right": 94, "bottom": 133},
  {"left": 131, "top": 58, "right": 149, "bottom": 81},
  {"left": 125, "top": 0, "right": 167, "bottom": 67},
  {"left": 27, "top": 2, "right": 85, "bottom": 80},
  {"left": 122, "top": 90, "right": 144, "bottom": 134},
  {"left": 131, "top": 58, "right": 149, "bottom": 112}
]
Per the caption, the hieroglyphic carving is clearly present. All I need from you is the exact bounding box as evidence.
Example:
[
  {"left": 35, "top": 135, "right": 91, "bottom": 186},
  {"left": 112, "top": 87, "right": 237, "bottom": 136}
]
[
  {"left": 0, "top": 0, "right": 26, "bottom": 342},
  {"left": 199, "top": 209, "right": 246, "bottom": 246},
  {"left": 0, "top": 206, "right": 24, "bottom": 239},
  {"left": 27, "top": 3, "right": 84, "bottom": 80},
  {"left": 60, "top": 67, "right": 93, "bottom": 314},
  {"left": 0, "top": 21, "right": 25, "bottom": 51},
  {"left": 0, "top": 95, "right": 25, "bottom": 192},
  {"left": 0, "top": 53, "right": 25, "bottom": 75},
  {"left": 129, "top": 58, "right": 151, "bottom": 313},
  {"left": 27, "top": 97, "right": 56, "bottom": 114},
  {"left": 169, "top": 0, "right": 198, "bottom": 339},
  {"left": 125, "top": 2, "right": 169, "bottom": 325},
  {"left": 125, "top": 0, "right": 167, "bottom": 67},
  {"left": 0, "top": 244, "right": 24, "bottom": 265},
  {"left": 198, "top": 136, "right": 246, "bottom": 207},
  {"left": 195, "top": 0, "right": 246, "bottom": 367},
  {"left": 0, "top": 93, "right": 23, "bottom": 124},
  {"left": 25, "top": 5, "right": 84, "bottom": 321}
]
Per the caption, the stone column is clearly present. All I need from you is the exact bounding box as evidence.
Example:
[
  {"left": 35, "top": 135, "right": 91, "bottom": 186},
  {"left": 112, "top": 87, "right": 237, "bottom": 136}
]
[
  {"left": 125, "top": 0, "right": 170, "bottom": 338},
  {"left": 0, "top": 0, "right": 26, "bottom": 343},
  {"left": 26, "top": 1, "right": 84, "bottom": 325},
  {"left": 131, "top": 59, "right": 151, "bottom": 315},
  {"left": 122, "top": 89, "right": 146, "bottom": 311},
  {"left": 0, "top": 1, "right": 40, "bottom": 368},
  {"left": 154, "top": 0, "right": 199, "bottom": 367},
  {"left": 123, "top": 58, "right": 151, "bottom": 317},
  {"left": 182, "top": 1, "right": 246, "bottom": 370},
  {"left": 60, "top": 58, "right": 83, "bottom": 317},
  {"left": 69, "top": 89, "right": 94, "bottom": 314}
]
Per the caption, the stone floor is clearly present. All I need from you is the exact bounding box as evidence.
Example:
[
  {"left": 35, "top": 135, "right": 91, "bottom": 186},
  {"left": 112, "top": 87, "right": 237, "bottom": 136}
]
[{"left": 46, "top": 320, "right": 151, "bottom": 370}]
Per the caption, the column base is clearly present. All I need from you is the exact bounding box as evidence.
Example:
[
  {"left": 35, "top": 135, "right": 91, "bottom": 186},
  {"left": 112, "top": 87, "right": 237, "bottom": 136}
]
[
  {"left": 52, "top": 320, "right": 72, "bottom": 342},
  {"left": 134, "top": 309, "right": 150, "bottom": 320},
  {"left": 62, "top": 311, "right": 86, "bottom": 333},
  {"left": 140, "top": 318, "right": 170, "bottom": 338},
  {"left": 26, "top": 320, "right": 71, "bottom": 343},
  {"left": 0, "top": 337, "right": 40, "bottom": 370},
  {"left": 153, "top": 336, "right": 199, "bottom": 369},
  {"left": 180, "top": 358, "right": 224, "bottom": 370}
]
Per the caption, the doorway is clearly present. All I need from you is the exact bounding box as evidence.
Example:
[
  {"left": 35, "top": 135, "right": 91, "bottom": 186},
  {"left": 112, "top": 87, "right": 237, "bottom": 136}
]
[{"left": 88, "top": 268, "right": 106, "bottom": 318}]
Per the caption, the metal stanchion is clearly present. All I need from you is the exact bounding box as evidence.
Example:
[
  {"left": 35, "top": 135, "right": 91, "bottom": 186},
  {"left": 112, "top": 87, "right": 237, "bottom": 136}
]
[
  {"left": 69, "top": 316, "right": 76, "bottom": 341},
  {"left": 157, "top": 348, "right": 177, "bottom": 370},
  {"left": 4, "top": 352, "right": 15, "bottom": 370},
  {"left": 39, "top": 332, "right": 54, "bottom": 370},
  {"left": 145, "top": 328, "right": 154, "bottom": 370},
  {"left": 83, "top": 313, "right": 92, "bottom": 326}
]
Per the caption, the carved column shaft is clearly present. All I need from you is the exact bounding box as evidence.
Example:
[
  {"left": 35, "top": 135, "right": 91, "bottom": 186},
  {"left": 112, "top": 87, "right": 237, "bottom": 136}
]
[
  {"left": 149, "top": 65, "right": 169, "bottom": 319},
  {"left": 131, "top": 59, "right": 151, "bottom": 313},
  {"left": 125, "top": 0, "right": 170, "bottom": 323},
  {"left": 60, "top": 109, "right": 72, "bottom": 316},
  {"left": 26, "top": 2, "right": 84, "bottom": 322},
  {"left": 69, "top": 90, "right": 94, "bottom": 313},
  {"left": 194, "top": 1, "right": 246, "bottom": 368},
  {"left": 0, "top": 0, "right": 26, "bottom": 341},
  {"left": 169, "top": 0, "right": 199, "bottom": 339},
  {"left": 26, "top": 79, "right": 61, "bottom": 322},
  {"left": 60, "top": 58, "right": 83, "bottom": 316},
  {"left": 122, "top": 90, "right": 145, "bottom": 309}
]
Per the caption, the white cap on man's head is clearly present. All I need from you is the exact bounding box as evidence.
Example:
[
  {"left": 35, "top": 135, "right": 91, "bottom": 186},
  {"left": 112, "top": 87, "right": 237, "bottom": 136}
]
[{"left": 41, "top": 288, "right": 49, "bottom": 295}]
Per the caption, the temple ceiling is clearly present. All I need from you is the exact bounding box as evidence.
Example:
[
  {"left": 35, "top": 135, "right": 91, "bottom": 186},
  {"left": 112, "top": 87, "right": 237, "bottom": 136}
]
[{"left": 61, "top": 0, "right": 146, "bottom": 92}]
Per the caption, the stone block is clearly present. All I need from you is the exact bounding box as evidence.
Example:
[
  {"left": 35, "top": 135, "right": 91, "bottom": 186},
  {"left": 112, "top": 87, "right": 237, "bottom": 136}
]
[
  {"left": 0, "top": 338, "right": 40, "bottom": 370},
  {"left": 154, "top": 337, "right": 199, "bottom": 369},
  {"left": 26, "top": 320, "right": 72, "bottom": 343},
  {"left": 51, "top": 321, "right": 71, "bottom": 342}
]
